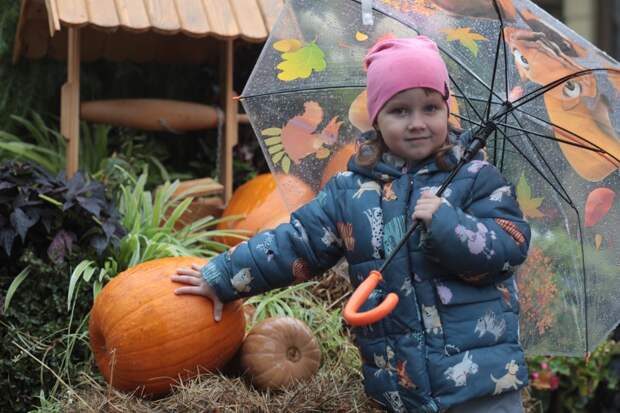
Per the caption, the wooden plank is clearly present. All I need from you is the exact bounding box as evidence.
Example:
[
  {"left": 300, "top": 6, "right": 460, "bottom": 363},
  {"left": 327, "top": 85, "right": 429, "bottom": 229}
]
[
  {"left": 230, "top": 0, "right": 268, "bottom": 42},
  {"left": 45, "top": 0, "right": 62, "bottom": 35},
  {"left": 171, "top": 196, "right": 225, "bottom": 229},
  {"left": 257, "top": 0, "right": 283, "bottom": 32},
  {"left": 84, "top": 0, "right": 119, "bottom": 29},
  {"left": 220, "top": 39, "right": 238, "bottom": 203},
  {"left": 143, "top": 0, "right": 181, "bottom": 33},
  {"left": 80, "top": 99, "right": 219, "bottom": 131},
  {"left": 113, "top": 0, "right": 150, "bottom": 31},
  {"left": 174, "top": 0, "right": 210, "bottom": 36},
  {"left": 61, "top": 27, "right": 81, "bottom": 177},
  {"left": 12, "top": 0, "right": 30, "bottom": 63},
  {"left": 202, "top": 0, "right": 239, "bottom": 38},
  {"left": 55, "top": 0, "right": 89, "bottom": 26},
  {"left": 169, "top": 177, "right": 224, "bottom": 198}
]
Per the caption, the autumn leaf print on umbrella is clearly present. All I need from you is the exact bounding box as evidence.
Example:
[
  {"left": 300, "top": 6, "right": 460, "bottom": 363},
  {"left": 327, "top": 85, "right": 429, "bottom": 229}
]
[{"left": 239, "top": 0, "right": 620, "bottom": 356}]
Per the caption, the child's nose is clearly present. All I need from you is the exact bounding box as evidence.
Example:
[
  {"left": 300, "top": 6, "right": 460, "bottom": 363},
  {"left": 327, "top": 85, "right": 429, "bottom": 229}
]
[{"left": 407, "top": 113, "right": 425, "bottom": 129}]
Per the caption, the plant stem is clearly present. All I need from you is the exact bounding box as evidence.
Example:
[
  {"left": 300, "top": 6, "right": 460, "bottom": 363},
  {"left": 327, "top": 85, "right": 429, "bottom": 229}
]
[{"left": 38, "top": 193, "right": 62, "bottom": 207}]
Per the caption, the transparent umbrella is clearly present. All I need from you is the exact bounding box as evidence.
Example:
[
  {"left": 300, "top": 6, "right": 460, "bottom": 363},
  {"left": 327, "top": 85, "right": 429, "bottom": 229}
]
[{"left": 240, "top": 0, "right": 620, "bottom": 356}]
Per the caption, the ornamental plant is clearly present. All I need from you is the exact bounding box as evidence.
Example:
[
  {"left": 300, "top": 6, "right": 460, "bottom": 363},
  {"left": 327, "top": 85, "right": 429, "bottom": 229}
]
[
  {"left": 0, "top": 160, "right": 124, "bottom": 276},
  {"left": 527, "top": 339, "right": 620, "bottom": 412}
]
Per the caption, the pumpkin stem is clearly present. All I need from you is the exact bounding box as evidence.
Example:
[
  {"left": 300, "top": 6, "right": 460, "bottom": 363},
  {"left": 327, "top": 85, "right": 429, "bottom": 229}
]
[{"left": 286, "top": 346, "right": 301, "bottom": 362}]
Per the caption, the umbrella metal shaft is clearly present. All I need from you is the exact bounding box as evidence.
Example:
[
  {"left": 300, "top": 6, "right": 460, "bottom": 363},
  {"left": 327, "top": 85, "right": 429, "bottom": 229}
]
[{"left": 378, "top": 121, "right": 498, "bottom": 273}]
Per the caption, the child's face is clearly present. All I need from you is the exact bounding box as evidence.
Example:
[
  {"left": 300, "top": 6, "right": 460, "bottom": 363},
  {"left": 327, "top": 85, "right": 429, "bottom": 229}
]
[{"left": 375, "top": 88, "right": 448, "bottom": 162}]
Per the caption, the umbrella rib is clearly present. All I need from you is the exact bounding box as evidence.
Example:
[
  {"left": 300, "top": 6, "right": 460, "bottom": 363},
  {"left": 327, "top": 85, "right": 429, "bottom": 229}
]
[
  {"left": 510, "top": 107, "right": 620, "bottom": 165},
  {"left": 485, "top": 0, "right": 506, "bottom": 122},
  {"left": 496, "top": 0, "right": 511, "bottom": 168},
  {"left": 449, "top": 113, "right": 574, "bottom": 203},
  {"left": 449, "top": 83, "right": 485, "bottom": 124},
  {"left": 494, "top": 121, "right": 614, "bottom": 153},
  {"left": 493, "top": 126, "right": 575, "bottom": 207},
  {"left": 240, "top": 85, "right": 366, "bottom": 100},
  {"left": 494, "top": 0, "right": 511, "bottom": 109},
  {"left": 510, "top": 68, "right": 620, "bottom": 111},
  {"left": 503, "top": 110, "right": 574, "bottom": 204},
  {"left": 462, "top": 93, "right": 620, "bottom": 164}
]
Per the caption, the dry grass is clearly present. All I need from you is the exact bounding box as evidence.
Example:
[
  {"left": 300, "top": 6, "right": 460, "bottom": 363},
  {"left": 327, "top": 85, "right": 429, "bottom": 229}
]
[{"left": 57, "top": 367, "right": 382, "bottom": 413}]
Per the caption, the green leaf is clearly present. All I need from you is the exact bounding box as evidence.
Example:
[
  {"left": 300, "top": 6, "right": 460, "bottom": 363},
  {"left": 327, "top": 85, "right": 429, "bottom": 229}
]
[
  {"left": 163, "top": 197, "right": 193, "bottom": 231},
  {"left": 268, "top": 144, "right": 284, "bottom": 154},
  {"left": 261, "top": 127, "right": 282, "bottom": 136},
  {"left": 276, "top": 41, "right": 327, "bottom": 81},
  {"left": 264, "top": 136, "right": 282, "bottom": 145},
  {"left": 516, "top": 173, "right": 545, "bottom": 219},
  {"left": 272, "top": 151, "right": 285, "bottom": 164},
  {"left": 281, "top": 156, "right": 291, "bottom": 173},
  {"left": 67, "top": 260, "right": 95, "bottom": 310},
  {"left": 4, "top": 266, "right": 31, "bottom": 313},
  {"left": 441, "top": 27, "right": 488, "bottom": 57}
]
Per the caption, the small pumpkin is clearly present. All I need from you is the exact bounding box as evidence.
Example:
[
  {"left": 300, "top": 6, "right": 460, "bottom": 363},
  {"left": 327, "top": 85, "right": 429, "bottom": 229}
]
[
  {"left": 240, "top": 316, "right": 321, "bottom": 389},
  {"left": 88, "top": 256, "right": 245, "bottom": 396},
  {"left": 217, "top": 173, "right": 315, "bottom": 246}
]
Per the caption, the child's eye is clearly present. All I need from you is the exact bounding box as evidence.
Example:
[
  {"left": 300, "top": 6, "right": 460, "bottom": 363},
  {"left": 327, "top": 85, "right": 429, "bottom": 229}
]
[
  {"left": 424, "top": 105, "right": 438, "bottom": 112},
  {"left": 391, "top": 107, "right": 408, "bottom": 116}
]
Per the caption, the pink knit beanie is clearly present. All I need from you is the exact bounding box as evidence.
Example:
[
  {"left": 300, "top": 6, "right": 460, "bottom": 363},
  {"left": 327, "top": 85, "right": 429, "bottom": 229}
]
[{"left": 364, "top": 36, "right": 450, "bottom": 124}]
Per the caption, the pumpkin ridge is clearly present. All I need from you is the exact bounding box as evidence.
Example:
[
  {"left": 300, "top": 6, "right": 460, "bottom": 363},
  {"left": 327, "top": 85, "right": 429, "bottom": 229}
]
[
  {"left": 101, "top": 318, "right": 242, "bottom": 357},
  {"left": 94, "top": 280, "right": 225, "bottom": 343}
]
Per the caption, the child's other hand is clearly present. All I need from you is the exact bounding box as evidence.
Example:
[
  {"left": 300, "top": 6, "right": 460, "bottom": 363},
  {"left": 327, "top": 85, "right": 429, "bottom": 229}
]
[
  {"left": 413, "top": 191, "right": 442, "bottom": 227},
  {"left": 171, "top": 264, "right": 224, "bottom": 322}
]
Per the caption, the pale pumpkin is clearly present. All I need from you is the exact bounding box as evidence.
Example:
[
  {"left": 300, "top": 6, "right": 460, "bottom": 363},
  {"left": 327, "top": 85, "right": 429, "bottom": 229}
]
[
  {"left": 240, "top": 316, "right": 321, "bottom": 389},
  {"left": 88, "top": 256, "right": 245, "bottom": 396},
  {"left": 216, "top": 173, "right": 315, "bottom": 246}
]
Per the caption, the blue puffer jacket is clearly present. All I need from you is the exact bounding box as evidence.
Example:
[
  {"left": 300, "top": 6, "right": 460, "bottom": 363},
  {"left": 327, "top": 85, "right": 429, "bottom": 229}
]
[{"left": 202, "top": 133, "right": 531, "bottom": 412}]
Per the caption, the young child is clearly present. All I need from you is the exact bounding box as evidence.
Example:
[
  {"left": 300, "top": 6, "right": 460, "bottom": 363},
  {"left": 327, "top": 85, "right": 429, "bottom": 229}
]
[{"left": 172, "top": 36, "right": 530, "bottom": 413}]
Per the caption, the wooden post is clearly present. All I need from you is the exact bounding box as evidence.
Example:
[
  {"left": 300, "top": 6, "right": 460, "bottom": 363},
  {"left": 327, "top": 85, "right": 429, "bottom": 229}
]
[
  {"left": 61, "top": 27, "right": 81, "bottom": 177},
  {"left": 220, "top": 39, "right": 238, "bottom": 204}
]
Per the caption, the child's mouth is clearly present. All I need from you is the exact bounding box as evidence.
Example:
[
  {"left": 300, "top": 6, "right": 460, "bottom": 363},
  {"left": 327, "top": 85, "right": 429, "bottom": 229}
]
[{"left": 405, "top": 137, "right": 430, "bottom": 141}]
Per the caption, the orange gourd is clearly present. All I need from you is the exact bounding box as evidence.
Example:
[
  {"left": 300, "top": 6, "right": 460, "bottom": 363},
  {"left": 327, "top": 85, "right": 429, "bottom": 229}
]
[
  {"left": 217, "top": 174, "right": 315, "bottom": 246},
  {"left": 88, "top": 256, "right": 245, "bottom": 396},
  {"left": 240, "top": 317, "right": 321, "bottom": 389}
]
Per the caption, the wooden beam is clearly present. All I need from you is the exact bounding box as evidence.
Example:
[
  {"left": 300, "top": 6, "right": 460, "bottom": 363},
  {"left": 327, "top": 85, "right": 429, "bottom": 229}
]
[
  {"left": 220, "top": 39, "right": 238, "bottom": 204},
  {"left": 61, "top": 27, "right": 81, "bottom": 177}
]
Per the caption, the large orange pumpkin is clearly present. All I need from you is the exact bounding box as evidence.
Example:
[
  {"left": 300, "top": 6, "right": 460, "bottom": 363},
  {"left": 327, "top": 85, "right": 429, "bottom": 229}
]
[
  {"left": 217, "top": 173, "right": 315, "bottom": 246},
  {"left": 88, "top": 256, "right": 245, "bottom": 396}
]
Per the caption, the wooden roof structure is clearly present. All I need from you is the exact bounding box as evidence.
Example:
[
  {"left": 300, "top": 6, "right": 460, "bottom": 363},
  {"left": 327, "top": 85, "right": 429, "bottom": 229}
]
[{"left": 13, "top": 0, "right": 285, "bottom": 202}]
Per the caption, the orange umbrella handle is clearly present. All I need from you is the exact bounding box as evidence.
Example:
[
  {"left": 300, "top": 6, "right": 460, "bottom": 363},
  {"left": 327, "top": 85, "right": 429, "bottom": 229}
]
[{"left": 343, "top": 270, "right": 399, "bottom": 326}]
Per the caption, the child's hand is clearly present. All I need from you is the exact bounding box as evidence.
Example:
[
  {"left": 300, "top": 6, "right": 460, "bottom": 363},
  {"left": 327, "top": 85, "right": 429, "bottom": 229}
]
[
  {"left": 171, "top": 264, "right": 224, "bottom": 322},
  {"left": 413, "top": 192, "right": 442, "bottom": 227}
]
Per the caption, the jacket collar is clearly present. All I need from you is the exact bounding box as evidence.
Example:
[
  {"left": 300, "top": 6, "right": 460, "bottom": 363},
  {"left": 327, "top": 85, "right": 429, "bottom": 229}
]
[{"left": 348, "top": 129, "right": 474, "bottom": 182}]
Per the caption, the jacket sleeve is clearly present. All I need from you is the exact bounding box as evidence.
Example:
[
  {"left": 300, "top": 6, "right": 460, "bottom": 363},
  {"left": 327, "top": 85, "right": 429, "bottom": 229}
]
[
  {"left": 200, "top": 179, "right": 344, "bottom": 302},
  {"left": 421, "top": 163, "right": 531, "bottom": 284}
]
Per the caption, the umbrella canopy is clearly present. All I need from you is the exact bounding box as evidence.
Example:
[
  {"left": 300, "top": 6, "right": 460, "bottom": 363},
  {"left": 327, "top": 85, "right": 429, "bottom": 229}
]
[{"left": 240, "top": 0, "right": 620, "bottom": 356}]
